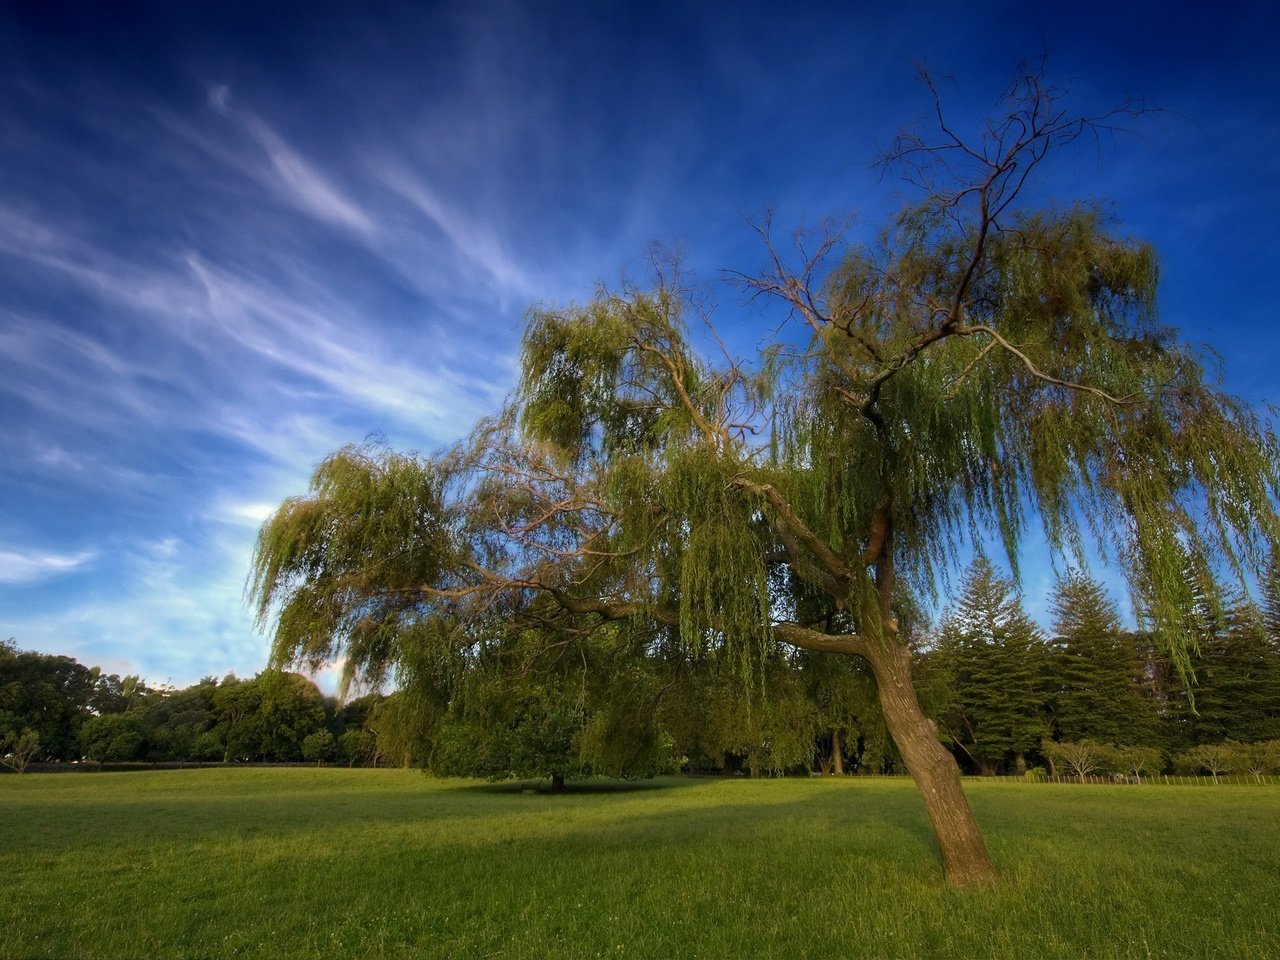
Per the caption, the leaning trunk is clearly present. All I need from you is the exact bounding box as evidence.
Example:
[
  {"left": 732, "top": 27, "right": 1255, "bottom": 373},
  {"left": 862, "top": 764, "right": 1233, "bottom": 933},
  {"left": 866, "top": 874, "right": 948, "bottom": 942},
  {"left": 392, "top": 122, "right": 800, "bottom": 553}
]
[{"left": 865, "top": 640, "right": 997, "bottom": 887}]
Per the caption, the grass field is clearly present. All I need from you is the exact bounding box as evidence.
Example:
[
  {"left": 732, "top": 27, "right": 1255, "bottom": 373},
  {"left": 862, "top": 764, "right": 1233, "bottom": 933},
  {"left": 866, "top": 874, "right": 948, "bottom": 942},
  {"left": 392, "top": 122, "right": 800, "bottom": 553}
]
[{"left": 2, "top": 770, "right": 1278, "bottom": 959}]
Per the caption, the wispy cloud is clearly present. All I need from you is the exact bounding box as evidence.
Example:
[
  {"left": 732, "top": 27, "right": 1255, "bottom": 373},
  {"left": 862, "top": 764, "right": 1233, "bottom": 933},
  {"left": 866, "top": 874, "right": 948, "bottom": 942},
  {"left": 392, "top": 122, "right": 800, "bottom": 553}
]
[
  {"left": 0, "top": 198, "right": 511, "bottom": 462},
  {"left": 206, "top": 85, "right": 376, "bottom": 236},
  {"left": 0, "top": 310, "right": 167, "bottom": 429},
  {"left": 212, "top": 499, "right": 280, "bottom": 528},
  {"left": 0, "top": 548, "right": 95, "bottom": 585},
  {"left": 184, "top": 253, "right": 510, "bottom": 433},
  {"left": 4, "top": 527, "right": 269, "bottom": 686},
  {"left": 31, "top": 444, "right": 84, "bottom": 471},
  {"left": 372, "top": 160, "right": 534, "bottom": 299}
]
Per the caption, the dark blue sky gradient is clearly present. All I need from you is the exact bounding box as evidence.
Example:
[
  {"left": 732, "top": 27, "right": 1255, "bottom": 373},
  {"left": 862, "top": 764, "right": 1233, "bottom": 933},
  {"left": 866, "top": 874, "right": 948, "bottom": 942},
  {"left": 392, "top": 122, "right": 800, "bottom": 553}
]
[{"left": 1, "top": 0, "right": 1277, "bottom": 687}]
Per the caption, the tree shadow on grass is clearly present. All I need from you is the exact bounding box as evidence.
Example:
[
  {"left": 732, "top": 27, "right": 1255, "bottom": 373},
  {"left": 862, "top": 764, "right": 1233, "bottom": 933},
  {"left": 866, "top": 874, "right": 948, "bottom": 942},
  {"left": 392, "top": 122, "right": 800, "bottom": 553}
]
[
  {"left": 439, "top": 776, "right": 941, "bottom": 864},
  {"left": 449, "top": 775, "right": 702, "bottom": 797}
]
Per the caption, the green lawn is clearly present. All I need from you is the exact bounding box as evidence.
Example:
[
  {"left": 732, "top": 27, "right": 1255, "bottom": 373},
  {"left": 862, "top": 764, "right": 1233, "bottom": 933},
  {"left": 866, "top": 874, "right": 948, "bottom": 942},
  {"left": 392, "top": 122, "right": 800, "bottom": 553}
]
[{"left": 2, "top": 770, "right": 1277, "bottom": 959}]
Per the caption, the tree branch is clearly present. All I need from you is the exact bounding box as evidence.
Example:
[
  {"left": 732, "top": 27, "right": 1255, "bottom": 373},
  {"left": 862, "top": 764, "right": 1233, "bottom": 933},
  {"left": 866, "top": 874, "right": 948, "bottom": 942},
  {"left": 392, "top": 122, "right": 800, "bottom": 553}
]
[
  {"left": 957, "top": 324, "right": 1142, "bottom": 404},
  {"left": 730, "top": 476, "right": 854, "bottom": 586}
]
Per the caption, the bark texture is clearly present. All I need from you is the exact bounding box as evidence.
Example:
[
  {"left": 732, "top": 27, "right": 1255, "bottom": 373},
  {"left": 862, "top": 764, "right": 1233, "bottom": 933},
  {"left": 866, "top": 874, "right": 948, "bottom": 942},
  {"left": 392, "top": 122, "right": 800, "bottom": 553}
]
[{"left": 865, "top": 640, "right": 997, "bottom": 887}]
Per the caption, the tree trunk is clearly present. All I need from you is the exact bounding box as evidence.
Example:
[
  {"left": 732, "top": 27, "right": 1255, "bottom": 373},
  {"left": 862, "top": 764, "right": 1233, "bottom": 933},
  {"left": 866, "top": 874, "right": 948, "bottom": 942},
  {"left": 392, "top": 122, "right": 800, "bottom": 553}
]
[
  {"left": 550, "top": 772, "right": 566, "bottom": 793},
  {"left": 831, "top": 729, "right": 845, "bottom": 776},
  {"left": 1015, "top": 752, "right": 1027, "bottom": 776},
  {"left": 865, "top": 640, "right": 997, "bottom": 887}
]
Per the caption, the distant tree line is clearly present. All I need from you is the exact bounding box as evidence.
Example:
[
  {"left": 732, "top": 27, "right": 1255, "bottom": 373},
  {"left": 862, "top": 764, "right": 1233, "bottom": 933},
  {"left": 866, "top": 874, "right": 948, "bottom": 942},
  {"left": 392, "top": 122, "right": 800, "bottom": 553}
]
[
  {"left": 916, "top": 555, "right": 1280, "bottom": 781},
  {"left": 5, "top": 553, "right": 1279, "bottom": 780},
  {"left": 0, "top": 640, "right": 381, "bottom": 770}
]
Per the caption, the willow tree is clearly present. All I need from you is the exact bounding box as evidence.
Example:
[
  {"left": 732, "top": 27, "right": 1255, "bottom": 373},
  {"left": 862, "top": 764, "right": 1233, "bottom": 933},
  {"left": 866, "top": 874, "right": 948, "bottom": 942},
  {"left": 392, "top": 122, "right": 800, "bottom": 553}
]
[{"left": 251, "top": 73, "right": 1280, "bottom": 886}]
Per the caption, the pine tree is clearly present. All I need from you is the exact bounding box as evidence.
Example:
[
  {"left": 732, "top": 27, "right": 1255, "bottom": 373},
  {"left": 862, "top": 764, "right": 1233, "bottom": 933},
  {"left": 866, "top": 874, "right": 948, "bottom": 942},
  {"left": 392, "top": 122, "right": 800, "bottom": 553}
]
[
  {"left": 1132, "top": 630, "right": 1195, "bottom": 755},
  {"left": 1049, "top": 570, "right": 1155, "bottom": 746},
  {"left": 931, "top": 556, "right": 1048, "bottom": 774},
  {"left": 1262, "top": 551, "right": 1280, "bottom": 651},
  {"left": 1190, "top": 593, "right": 1280, "bottom": 743}
]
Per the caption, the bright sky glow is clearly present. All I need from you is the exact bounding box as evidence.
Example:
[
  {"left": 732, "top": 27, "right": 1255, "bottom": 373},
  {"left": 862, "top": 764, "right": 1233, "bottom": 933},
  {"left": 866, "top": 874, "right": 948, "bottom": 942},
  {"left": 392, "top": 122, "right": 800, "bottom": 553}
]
[{"left": 2, "top": 1, "right": 1277, "bottom": 689}]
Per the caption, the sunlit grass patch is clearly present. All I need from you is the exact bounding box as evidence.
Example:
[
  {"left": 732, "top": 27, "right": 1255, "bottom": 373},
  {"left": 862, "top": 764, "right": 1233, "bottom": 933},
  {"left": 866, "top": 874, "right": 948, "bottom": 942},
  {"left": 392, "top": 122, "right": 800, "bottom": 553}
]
[{"left": 2, "top": 770, "right": 1277, "bottom": 958}]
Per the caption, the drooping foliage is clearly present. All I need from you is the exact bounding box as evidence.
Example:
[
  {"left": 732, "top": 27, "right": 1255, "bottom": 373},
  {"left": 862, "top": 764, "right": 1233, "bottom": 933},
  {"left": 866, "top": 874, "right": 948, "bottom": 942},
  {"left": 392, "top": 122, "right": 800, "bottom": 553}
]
[
  {"left": 769, "top": 200, "right": 1277, "bottom": 675},
  {"left": 249, "top": 445, "right": 463, "bottom": 695},
  {"left": 1263, "top": 550, "right": 1280, "bottom": 643},
  {"left": 248, "top": 72, "right": 1280, "bottom": 885},
  {"left": 250, "top": 77, "right": 1280, "bottom": 697}
]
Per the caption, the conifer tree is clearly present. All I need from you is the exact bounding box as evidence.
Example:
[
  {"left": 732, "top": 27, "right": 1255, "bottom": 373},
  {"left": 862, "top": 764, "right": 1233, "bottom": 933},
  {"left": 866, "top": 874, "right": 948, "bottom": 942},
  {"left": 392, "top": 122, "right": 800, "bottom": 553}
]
[
  {"left": 1262, "top": 551, "right": 1280, "bottom": 649},
  {"left": 1189, "top": 594, "right": 1280, "bottom": 743},
  {"left": 1049, "top": 570, "right": 1155, "bottom": 745},
  {"left": 1130, "top": 631, "right": 1195, "bottom": 754},
  {"left": 931, "top": 557, "right": 1048, "bottom": 774}
]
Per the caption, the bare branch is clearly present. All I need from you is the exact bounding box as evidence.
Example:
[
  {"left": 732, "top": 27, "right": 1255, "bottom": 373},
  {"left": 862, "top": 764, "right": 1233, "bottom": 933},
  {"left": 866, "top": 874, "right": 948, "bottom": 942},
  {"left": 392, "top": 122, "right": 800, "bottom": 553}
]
[{"left": 958, "top": 324, "right": 1142, "bottom": 405}]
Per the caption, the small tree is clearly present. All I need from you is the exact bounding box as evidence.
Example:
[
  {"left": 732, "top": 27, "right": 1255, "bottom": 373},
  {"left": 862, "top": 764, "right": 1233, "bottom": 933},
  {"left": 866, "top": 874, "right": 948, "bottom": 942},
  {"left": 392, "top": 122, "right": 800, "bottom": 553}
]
[
  {"left": 80, "top": 712, "right": 146, "bottom": 762},
  {"left": 803, "top": 651, "right": 885, "bottom": 776},
  {"left": 1109, "top": 744, "right": 1163, "bottom": 782},
  {"left": 1189, "top": 595, "right": 1280, "bottom": 744},
  {"left": 1224, "top": 740, "right": 1279, "bottom": 783},
  {"left": 335, "top": 728, "right": 373, "bottom": 766},
  {"left": 1179, "top": 742, "right": 1236, "bottom": 784},
  {"left": 301, "top": 729, "right": 335, "bottom": 765},
  {"left": 1050, "top": 571, "right": 1155, "bottom": 745},
  {"left": 433, "top": 683, "right": 585, "bottom": 791},
  {"left": 1046, "top": 740, "right": 1108, "bottom": 782},
  {"left": 1, "top": 728, "right": 40, "bottom": 773},
  {"left": 930, "top": 557, "right": 1048, "bottom": 775}
]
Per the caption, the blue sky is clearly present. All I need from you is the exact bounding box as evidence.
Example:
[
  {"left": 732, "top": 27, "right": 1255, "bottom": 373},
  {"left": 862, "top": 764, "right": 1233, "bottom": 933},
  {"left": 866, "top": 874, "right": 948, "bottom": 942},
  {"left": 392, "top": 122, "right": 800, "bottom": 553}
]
[{"left": 2, "top": 0, "right": 1277, "bottom": 690}]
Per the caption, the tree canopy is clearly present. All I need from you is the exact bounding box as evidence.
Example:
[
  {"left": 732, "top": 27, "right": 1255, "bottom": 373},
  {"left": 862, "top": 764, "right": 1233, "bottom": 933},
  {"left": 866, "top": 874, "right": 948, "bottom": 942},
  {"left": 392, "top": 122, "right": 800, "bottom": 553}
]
[{"left": 250, "top": 71, "right": 1280, "bottom": 886}]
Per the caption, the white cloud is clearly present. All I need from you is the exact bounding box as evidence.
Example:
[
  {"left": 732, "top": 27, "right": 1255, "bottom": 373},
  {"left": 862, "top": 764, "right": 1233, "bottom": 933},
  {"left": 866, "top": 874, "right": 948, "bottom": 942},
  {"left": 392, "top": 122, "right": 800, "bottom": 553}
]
[
  {"left": 0, "top": 548, "right": 95, "bottom": 585},
  {"left": 6, "top": 526, "right": 270, "bottom": 687},
  {"left": 207, "top": 85, "right": 376, "bottom": 236},
  {"left": 372, "top": 160, "right": 534, "bottom": 299},
  {"left": 184, "top": 254, "right": 509, "bottom": 435},
  {"left": 146, "top": 537, "right": 183, "bottom": 559},
  {"left": 32, "top": 444, "right": 83, "bottom": 471},
  {"left": 214, "top": 500, "right": 279, "bottom": 528}
]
